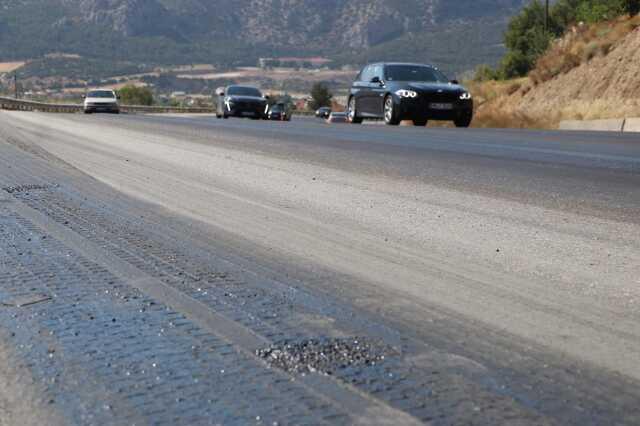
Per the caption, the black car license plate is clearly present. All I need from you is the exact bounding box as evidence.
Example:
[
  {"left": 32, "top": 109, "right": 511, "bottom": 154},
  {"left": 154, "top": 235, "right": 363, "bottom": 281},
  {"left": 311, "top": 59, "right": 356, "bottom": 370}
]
[{"left": 430, "top": 103, "right": 453, "bottom": 110}]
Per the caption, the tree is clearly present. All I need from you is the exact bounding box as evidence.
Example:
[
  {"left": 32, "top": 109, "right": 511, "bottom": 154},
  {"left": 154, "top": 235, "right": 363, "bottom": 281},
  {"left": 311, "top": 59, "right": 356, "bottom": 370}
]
[
  {"left": 117, "top": 85, "right": 153, "bottom": 106},
  {"left": 309, "top": 82, "right": 332, "bottom": 110},
  {"left": 499, "top": 0, "right": 555, "bottom": 78},
  {"left": 497, "top": 0, "right": 636, "bottom": 78},
  {"left": 624, "top": 0, "right": 640, "bottom": 15}
]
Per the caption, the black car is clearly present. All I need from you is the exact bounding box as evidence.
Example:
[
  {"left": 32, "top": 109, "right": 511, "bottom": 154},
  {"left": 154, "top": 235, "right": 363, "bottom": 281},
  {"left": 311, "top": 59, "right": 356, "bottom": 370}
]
[
  {"left": 267, "top": 103, "right": 291, "bottom": 121},
  {"left": 216, "top": 85, "right": 268, "bottom": 119},
  {"left": 315, "top": 107, "right": 332, "bottom": 119},
  {"left": 347, "top": 63, "right": 473, "bottom": 127}
]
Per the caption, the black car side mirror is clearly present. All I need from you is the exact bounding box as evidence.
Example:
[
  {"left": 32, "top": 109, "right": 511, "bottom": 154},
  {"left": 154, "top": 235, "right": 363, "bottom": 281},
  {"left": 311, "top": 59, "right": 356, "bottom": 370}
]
[
  {"left": 370, "top": 76, "right": 383, "bottom": 86},
  {"left": 450, "top": 79, "right": 460, "bottom": 85}
]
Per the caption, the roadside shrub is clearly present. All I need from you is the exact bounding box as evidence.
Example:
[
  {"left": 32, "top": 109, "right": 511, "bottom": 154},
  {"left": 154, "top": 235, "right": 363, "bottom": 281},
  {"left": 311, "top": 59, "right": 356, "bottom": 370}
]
[
  {"left": 117, "top": 85, "right": 153, "bottom": 106},
  {"left": 473, "top": 64, "right": 499, "bottom": 82},
  {"left": 500, "top": 50, "right": 534, "bottom": 79},
  {"left": 308, "top": 82, "right": 333, "bottom": 111}
]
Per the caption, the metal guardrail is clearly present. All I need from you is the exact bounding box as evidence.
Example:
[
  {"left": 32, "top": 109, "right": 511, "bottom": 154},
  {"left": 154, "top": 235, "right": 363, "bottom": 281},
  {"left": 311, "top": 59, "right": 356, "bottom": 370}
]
[
  {"left": 0, "top": 96, "right": 83, "bottom": 113},
  {"left": 0, "top": 97, "right": 216, "bottom": 114},
  {"left": 122, "top": 105, "right": 215, "bottom": 114},
  {"left": 0, "top": 96, "right": 321, "bottom": 117}
]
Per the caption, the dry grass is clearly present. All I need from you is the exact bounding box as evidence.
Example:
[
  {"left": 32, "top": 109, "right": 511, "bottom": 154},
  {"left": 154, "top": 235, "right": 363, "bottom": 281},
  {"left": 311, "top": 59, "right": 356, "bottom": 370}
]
[
  {"left": 466, "top": 79, "right": 527, "bottom": 106},
  {"left": 538, "top": 98, "right": 640, "bottom": 121},
  {"left": 466, "top": 82, "right": 640, "bottom": 129},
  {"left": 462, "top": 78, "right": 553, "bottom": 129},
  {"left": 461, "top": 16, "right": 640, "bottom": 130},
  {"left": 471, "top": 103, "right": 556, "bottom": 129},
  {"left": 0, "top": 62, "right": 25, "bottom": 73},
  {"left": 530, "top": 15, "right": 640, "bottom": 85}
]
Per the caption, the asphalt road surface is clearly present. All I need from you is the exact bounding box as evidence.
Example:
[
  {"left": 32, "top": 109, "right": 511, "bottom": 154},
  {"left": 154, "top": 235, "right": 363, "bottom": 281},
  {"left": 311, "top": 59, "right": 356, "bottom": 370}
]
[{"left": 0, "top": 111, "right": 638, "bottom": 425}]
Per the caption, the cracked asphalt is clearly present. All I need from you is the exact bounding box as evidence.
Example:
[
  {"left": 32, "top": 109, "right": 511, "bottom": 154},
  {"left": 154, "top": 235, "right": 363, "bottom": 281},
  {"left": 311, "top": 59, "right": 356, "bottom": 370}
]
[{"left": 0, "top": 111, "right": 639, "bottom": 425}]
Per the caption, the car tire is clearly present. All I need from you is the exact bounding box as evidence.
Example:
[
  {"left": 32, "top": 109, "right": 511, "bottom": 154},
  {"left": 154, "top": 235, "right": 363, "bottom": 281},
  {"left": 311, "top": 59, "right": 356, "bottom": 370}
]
[
  {"left": 413, "top": 118, "right": 428, "bottom": 127},
  {"left": 383, "top": 95, "right": 400, "bottom": 126},
  {"left": 347, "top": 97, "right": 363, "bottom": 124},
  {"left": 454, "top": 114, "right": 472, "bottom": 128},
  {"left": 84, "top": 110, "right": 91, "bottom": 114}
]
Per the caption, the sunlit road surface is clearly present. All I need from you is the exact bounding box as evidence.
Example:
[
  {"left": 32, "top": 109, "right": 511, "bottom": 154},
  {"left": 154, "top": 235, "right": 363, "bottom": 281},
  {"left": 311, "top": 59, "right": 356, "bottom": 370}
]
[{"left": 0, "top": 110, "right": 638, "bottom": 425}]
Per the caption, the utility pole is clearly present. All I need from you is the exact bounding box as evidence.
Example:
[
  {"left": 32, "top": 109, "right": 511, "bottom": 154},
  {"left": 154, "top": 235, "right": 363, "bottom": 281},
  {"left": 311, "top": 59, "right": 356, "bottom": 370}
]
[
  {"left": 14, "top": 73, "right": 18, "bottom": 99},
  {"left": 544, "top": 0, "right": 549, "bottom": 32}
]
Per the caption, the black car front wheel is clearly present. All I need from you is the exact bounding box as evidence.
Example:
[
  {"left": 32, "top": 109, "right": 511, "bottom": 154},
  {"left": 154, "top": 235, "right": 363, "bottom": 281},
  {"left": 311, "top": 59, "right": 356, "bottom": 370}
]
[
  {"left": 454, "top": 113, "right": 473, "bottom": 128},
  {"left": 384, "top": 96, "right": 400, "bottom": 126},
  {"left": 347, "top": 97, "right": 363, "bottom": 124}
]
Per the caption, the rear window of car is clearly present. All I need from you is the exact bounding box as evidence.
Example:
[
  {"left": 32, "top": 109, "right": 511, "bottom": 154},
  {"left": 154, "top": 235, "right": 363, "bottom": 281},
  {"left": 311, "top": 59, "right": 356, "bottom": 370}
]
[
  {"left": 385, "top": 65, "right": 449, "bottom": 83},
  {"left": 87, "top": 90, "right": 116, "bottom": 98},
  {"left": 227, "top": 87, "right": 263, "bottom": 97}
]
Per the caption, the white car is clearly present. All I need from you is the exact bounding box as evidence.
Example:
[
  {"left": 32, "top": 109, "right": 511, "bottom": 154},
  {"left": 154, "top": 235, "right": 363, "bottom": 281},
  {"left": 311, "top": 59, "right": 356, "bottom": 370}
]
[{"left": 83, "top": 89, "right": 120, "bottom": 114}]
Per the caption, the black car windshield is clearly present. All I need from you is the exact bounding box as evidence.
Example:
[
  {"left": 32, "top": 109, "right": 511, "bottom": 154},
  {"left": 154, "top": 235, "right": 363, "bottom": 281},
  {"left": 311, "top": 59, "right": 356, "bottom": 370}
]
[
  {"left": 385, "top": 65, "right": 449, "bottom": 83},
  {"left": 87, "top": 90, "right": 116, "bottom": 98},
  {"left": 227, "top": 86, "right": 262, "bottom": 97}
]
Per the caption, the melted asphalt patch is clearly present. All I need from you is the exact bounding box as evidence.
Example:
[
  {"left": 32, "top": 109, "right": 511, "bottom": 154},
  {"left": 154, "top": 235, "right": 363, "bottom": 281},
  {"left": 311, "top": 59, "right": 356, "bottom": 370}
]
[{"left": 257, "top": 337, "right": 393, "bottom": 375}]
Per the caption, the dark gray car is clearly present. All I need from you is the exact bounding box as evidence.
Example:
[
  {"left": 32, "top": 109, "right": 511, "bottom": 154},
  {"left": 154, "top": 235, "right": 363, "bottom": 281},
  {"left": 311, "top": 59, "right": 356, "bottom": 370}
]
[{"left": 216, "top": 85, "right": 268, "bottom": 120}]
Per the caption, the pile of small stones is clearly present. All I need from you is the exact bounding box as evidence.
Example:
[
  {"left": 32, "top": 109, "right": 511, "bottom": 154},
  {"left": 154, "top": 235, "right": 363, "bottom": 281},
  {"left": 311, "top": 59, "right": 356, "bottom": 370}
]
[{"left": 256, "top": 337, "right": 392, "bottom": 375}]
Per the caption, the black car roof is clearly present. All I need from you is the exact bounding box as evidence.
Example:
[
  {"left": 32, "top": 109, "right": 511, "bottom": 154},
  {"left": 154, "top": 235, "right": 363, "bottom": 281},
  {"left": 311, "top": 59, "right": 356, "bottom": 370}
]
[
  {"left": 372, "top": 62, "right": 437, "bottom": 68},
  {"left": 226, "top": 84, "right": 261, "bottom": 90}
]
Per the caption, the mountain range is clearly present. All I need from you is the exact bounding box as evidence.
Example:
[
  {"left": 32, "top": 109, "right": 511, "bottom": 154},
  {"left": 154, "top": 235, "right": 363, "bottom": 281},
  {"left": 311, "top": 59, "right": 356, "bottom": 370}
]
[{"left": 0, "top": 0, "right": 528, "bottom": 77}]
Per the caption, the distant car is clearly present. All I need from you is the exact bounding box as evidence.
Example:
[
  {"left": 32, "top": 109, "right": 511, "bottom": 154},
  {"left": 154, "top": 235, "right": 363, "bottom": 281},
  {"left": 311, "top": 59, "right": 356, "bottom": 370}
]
[
  {"left": 326, "top": 112, "right": 348, "bottom": 124},
  {"left": 83, "top": 89, "right": 120, "bottom": 114},
  {"left": 216, "top": 85, "right": 268, "bottom": 119},
  {"left": 346, "top": 62, "right": 473, "bottom": 127},
  {"left": 267, "top": 103, "right": 291, "bottom": 121},
  {"left": 315, "top": 107, "right": 331, "bottom": 119}
]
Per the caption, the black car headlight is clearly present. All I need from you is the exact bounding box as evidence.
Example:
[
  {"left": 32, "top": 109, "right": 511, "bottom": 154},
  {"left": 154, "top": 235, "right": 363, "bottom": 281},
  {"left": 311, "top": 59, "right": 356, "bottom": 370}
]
[
  {"left": 459, "top": 92, "right": 472, "bottom": 100},
  {"left": 395, "top": 90, "right": 418, "bottom": 98}
]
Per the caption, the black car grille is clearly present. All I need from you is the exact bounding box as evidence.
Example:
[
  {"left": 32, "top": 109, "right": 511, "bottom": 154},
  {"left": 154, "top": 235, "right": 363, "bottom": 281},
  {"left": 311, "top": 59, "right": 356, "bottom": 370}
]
[
  {"left": 235, "top": 101, "right": 261, "bottom": 111},
  {"left": 421, "top": 92, "right": 458, "bottom": 103}
]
